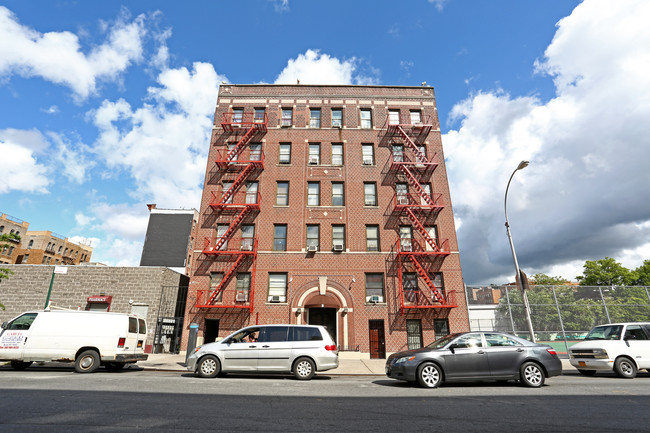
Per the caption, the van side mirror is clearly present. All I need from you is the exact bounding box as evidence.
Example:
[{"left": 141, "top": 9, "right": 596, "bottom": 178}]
[{"left": 1, "top": 322, "right": 6, "bottom": 330}]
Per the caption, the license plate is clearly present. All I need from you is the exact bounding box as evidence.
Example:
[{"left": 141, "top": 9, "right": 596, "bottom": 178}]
[{"left": 578, "top": 361, "right": 586, "bottom": 367}]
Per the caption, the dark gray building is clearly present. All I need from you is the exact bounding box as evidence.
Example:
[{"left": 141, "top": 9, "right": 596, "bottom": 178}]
[{"left": 140, "top": 206, "right": 199, "bottom": 275}]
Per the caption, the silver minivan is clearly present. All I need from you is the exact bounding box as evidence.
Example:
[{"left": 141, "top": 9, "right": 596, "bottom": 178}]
[{"left": 187, "top": 324, "right": 339, "bottom": 380}]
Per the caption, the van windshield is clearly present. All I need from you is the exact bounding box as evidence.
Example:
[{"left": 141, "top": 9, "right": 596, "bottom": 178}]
[{"left": 584, "top": 325, "right": 623, "bottom": 340}]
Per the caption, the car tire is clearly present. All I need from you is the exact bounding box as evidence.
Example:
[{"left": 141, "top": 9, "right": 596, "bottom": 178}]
[
  {"left": 578, "top": 369, "right": 597, "bottom": 376},
  {"left": 614, "top": 357, "right": 637, "bottom": 379},
  {"left": 105, "top": 362, "right": 126, "bottom": 371},
  {"left": 416, "top": 362, "right": 442, "bottom": 388},
  {"left": 197, "top": 355, "right": 221, "bottom": 378},
  {"left": 520, "top": 362, "right": 545, "bottom": 388},
  {"left": 75, "top": 350, "right": 100, "bottom": 373},
  {"left": 10, "top": 361, "right": 33, "bottom": 370},
  {"left": 293, "top": 357, "right": 315, "bottom": 380}
]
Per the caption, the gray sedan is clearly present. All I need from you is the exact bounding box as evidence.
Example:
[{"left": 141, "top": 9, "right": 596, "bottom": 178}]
[{"left": 385, "top": 332, "right": 562, "bottom": 388}]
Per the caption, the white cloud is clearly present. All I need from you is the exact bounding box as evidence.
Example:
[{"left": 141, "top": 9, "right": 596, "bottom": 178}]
[
  {"left": 74, "top": 212, "right": 96, "bottom": 228},
  {"left": 274, "top": 49, "right": 378, "bottom": 85},
  {"left": 0, "top": 133, "right": 50, "bottom": 194},
  {"left": 0, "top": 6, "right": 148, "bottom": 100},
  {"left": 91, "top": 62, "right": 223, "bottom": 208},
  {"left": 428, "top": 0, "right": 447, "bottom": 12},
  {"left": 48, "top": 132, "right": 96, "bottom": 184},
  {"left": 444, "top": 0, "right": 650, "bottom": 284}
]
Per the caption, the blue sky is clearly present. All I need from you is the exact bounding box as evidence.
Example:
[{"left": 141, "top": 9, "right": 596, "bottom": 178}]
[{"left": 2, "top": 0, "right": 649, "bottom": 284}]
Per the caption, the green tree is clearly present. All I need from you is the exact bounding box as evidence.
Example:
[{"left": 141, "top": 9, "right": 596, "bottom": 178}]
[
  {"left": 530, "top": 273, "right": 569, "bottom": 285},
  {"left": 0, "top": 232, "right": 19, "bottom": 310},
  {"left": 633, "top": 260, "right": 650, "bottom": 286},
  {"left": 577, "top": 257, "right": 635, "bottom": 286}
]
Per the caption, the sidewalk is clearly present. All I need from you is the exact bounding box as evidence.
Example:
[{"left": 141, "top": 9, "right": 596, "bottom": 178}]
[{"left": 138, "top": 353, "right": 575, "bottom": 375}]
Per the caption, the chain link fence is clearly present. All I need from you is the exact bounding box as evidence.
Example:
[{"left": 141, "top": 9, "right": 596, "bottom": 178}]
[{"left": 466, "top": 285, "right": 650, "bottom": 353}]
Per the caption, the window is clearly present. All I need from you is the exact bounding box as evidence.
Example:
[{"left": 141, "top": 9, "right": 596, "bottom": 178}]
[
  {"left": 364, "top": 182, "right": 377, "bottom": 206},
  {"left": 362, "top": 144, "right": 374, "bottom": 165},
  {"left": 420, "top": 183, "right": 432, "bottom": 206},
  {"left": 331, "top": 143, "right": 343, "bottom": 165},
  {"left": 216, "top": 224, "right": 229, "bottom": 250},
  {"left": 58, "top": 246, "right": 63, "bottom": 253},
  {"left": 307, "top": 182, "right": 320, "bottom": 206},
  {"left": 332, "top": 225, "right": 345, "bottom": 251},
  {"left": 249, "top": 143, "right": 262, "bottom": 161},
  {"left": 268, "top": 273, "right": 287, "bottom": 302},
  {"left": 222, "top": 181, "right": 233, "bottom": 204},
  {"left": 434, "top": 319, "right": 450, "bottom": 337},
  {"left": 276, "top": 181, "right": 289, "bottom": 206},
  {"left": 306, "top": 225, "right": 320, "bottom": 251},
  {"left": 454, "top": 333, "right": 484, "bottom": 348},
  {"left": 274, "top": 224, "right": 287, "bottom": 251},
  {"left": 332, "top": 108, "right": 343, "bottom": 127},
  {"left": 396, "top": 183, "right": 408, "bottom": 205},
  {"left": 246, "top": 181, "right": 258, "bottom": 204},
  {"left": 332, "top": 182, "right": 344, "bottom": 206},
  {"left": 389, "top": 109, "right": 400, "bottom": 125},
  {"left": 416, "top": 145, "right": 427, "bottom": 164},
  {"left": 232, "top": 108, "right": 243, "bottom": 124},
  {"left": 7, "top": 313, "right": 37, "bottom": 330},
  {"left": 485, "top": 333, "right": 521, "bottom": 347},
  {"left": 400, "top": 226, "right": 413, "bottom": 252},
  {"left": 209, "top": 272, "right": 224, "bottom": 302},
  {"left": 28, "top": 240, "right": 33, "bottom": 249},
  {"left": 279, "top": 143, "right": 291, "bottom": 164},
  {"left": 431, "top": 272, "right": 445, "bottom": 298},
  {"left": 366, "top": 225, "right": 380, "bottom": 251},
  {"left": 365, "top": 273, "right": 384, "bottom": 302},
  {"left": 392, "top": 144, "right": 404, "bottom": 162},
  {"left": 241, "top": 225, "right": 255, "bottom": 251},
  {"left": 22, "top": 254, "right": 29, "bottom": 264},
  {"left": 308, "top": 143, "right": 320, "bottom": 164},
  {"left": 254, "top": 108, "right": 265, "bottom": 123},
  {"left": 360, "top": 109, "right": 372, "bottom": 128},
  {"left": 236, "top": 273, "right": 251, "bottom": 301},
  {"left": 410, "top": 110, "right": 422, "bottom": 124},
  {"left": 309, "top": 108, "right": 321, "bottom": 128},
  {"left": 425, "top": 225, "right": 439, "bottom": 251},
  {"left": 281, "top": 108, "right": 293, "bottom": 126},
  {"left": 291, "top": 327, "right": 323, "bottom": 342},
  {"left": 260, "top": 326, "right": 289, "bottom": 342},
  {"left": 403, "top": 272, "right": 418, "bottom": 302}
]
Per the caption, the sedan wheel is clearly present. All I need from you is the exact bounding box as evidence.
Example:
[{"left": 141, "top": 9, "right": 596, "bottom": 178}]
[
  {"left": 614, "top": 357, "right": 637, "bottom": 379},
  {"left": 197, "top": 355, "right": 221, "bottom": 378},
  {"left": 520, "top": 362, "right": 545, "bottom": 388},
  {"left": 417, "top": 362, "right": 442, "bottom": 388}
]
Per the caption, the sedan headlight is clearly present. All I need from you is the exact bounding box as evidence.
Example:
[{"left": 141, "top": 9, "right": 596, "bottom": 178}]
[{"left": 396, "top": 356, "right": 416, "bottom": 364}]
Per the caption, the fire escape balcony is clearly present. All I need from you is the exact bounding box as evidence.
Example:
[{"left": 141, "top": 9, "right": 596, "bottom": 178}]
[
  {"left": 209, "top": 191, "right": 261, "bottom": 211},
  {"left": 383, "top": 114, "right": 433, "bottom": 136},
  {"left": 202, "top": 237, "right": 258, "bottom": 256},
  {"left": 215, "top": 150, "right": 264, "bottom": 171},
  {"left": 393, "top": 193, "right": 444, "bottom": 212},
  {"left": 401, "top": 288, "right": 458, "bottom": 310},
  {"left": 195, "top": 287, "right": 253, "bottom": 311},
  {"left": 221, "top": 112, "right": 268, "bottom": 133},
  {"left": 396, "top": 238, "right": 451, "bottom": 256}
]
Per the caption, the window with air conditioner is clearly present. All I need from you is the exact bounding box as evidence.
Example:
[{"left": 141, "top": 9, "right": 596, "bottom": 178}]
[
  {"left": 309, "top": 108, "right": 321, "bottom": 128},
  {"left": 236, "top": 273, "right": 251, "bottom": 302},
  {"left": 332, "top": 243, "right": 344, "bottom": 252},
  {"left": 362, "top": 144, "right": 374, "bottom": 165},
  {"left": 308, "top": 143, "right": 320, "bottom": 165},
  {"left": 306, "top": 225, "right": 319, "bottom": 252},
  {"left": 332, "top": 225, "right": 345, "bottom": 252},
  {"left": 281, "top": 108, "right": 293, "bottom": 126},
  {"left": 268, "top": 273, "right": 287, "bottom": 303},
  {"left": 365, "top": 273, "right": 385, "bottom": 303},
  {"left": 331, "top": 109, "right": 343, "bottom": 128}
]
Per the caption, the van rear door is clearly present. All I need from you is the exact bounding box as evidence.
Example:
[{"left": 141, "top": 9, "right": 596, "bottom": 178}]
[
  {"left": 123, "top": 317, "right": 139, "bottom": 355},
  {"left": 0, "top": 313, "right": 38, "bottom": 360}
]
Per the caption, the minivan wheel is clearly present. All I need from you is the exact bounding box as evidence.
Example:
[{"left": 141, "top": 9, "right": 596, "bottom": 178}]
[
  {"left": 614, "top": 357, "right": 637, "bottom": 379},
  {"left": 10, "top": 361, "right": 33, "bottom": 370},
  {"left": 294, "top": 357, "right": 315, "bottom": 380},
  {"left": 520, "top": 362, "right": 545, "bottom": 387},
  {"left": 417, "top": 362, "right": 442, "bottom": 388},
  {"left": 197, "top": 355, "right": 221, "bottom": 378},
  {"left": 75, "top": 350, "right": 100, "bottom": 373}
]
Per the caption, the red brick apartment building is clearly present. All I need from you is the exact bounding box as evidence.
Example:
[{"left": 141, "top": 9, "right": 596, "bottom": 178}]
[{"left": 182, "top": 84, "right": 468, "bottom": 358}]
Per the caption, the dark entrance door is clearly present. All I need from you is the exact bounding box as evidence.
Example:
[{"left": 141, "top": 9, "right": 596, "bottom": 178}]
[
  {"left": 308, "top": 308, "right": 337, "bottom": 343},
  {"left": 204, "top": 319, "right": 220, "bottom": 344},
  {"left": 369, "top": 320, "right": 386, "bottom": 359}
]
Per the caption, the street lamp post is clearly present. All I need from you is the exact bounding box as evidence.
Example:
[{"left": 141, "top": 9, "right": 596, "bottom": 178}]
[{"left": 504, "top": 160, "right": 536, "bottom": 343}]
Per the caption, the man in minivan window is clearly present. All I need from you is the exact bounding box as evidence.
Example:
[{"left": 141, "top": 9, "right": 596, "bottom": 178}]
[{"left": 247, "top": 331, "right": 258, "bottom": 342}]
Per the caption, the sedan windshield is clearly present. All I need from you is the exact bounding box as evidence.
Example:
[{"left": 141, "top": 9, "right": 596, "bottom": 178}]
[
  {"left": 584, "top": 325, "right": 623, "bottom": 340},
  {"left": 426, "top": 334, "right": 458, "bottom": 349}
]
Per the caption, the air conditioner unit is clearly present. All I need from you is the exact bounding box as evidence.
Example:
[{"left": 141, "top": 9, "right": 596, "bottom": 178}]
[
  {"left": 368, "top": 295, "right": 380, "bottom": 303},
  {"left": 236, "top": 292, "right": 248, "bottom": 302},
  {"left": 398, "top": 196, "right": 409, "bottom": 205},
  {"left": 332, "top": 243, "right": 344, "bottom": 252},
  {"left": 270, "top": 295, "right": 281, "bottom": 303},
  {"left": 241, "top": 244, "right": 253, "bottom": 251},
  {"left": 309, "top": 156, "right": 319, "bottom": 164},
  {"left": 362, "top": 157, "right": 373, "bottom": 165},
  {"left": 307, "top": 245, "right": 318, "bottom": 252},
  {"left": 402, "top": 243, "right": 412, "bottom": 252}
]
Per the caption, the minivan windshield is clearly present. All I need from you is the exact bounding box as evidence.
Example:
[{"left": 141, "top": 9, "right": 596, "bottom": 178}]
[
  {"left": 426, "top": 333, "right": 458, "bottom": 349},
  {"left": 584, "top": 325, "right": 623, "bottom": 341}
]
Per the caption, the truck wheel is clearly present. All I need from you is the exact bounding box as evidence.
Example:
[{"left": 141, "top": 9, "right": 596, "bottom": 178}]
[
  {"left": 105, "top": 362, "right": 126, "bottom": 371},
  {"left": 10, "top": 361, "right": 33, "bottom": 370},
  {"left": 197, "top": 355, "right": 221, "bottom": 378},
  {"left": 75, "top": 350, "right": 100, "bottom": 373},
  {"left": 614, "top": 357, "right": 637, "bottom": 379}
]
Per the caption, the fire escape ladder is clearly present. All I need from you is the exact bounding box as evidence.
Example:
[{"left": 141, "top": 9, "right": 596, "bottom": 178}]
[
  {"left": 408, "top": 255, "right": 448, "bottom": 305},
  {"left": 220, "top": 164, "right": 256, "bottom": 205},
  {"left": 398, "top": 165, "right": 435, "bottom": 207},
  {"left": 226, "top": 125, "right": 257, "bottom": 163},
  {"left": 213, "top": 207, "right": 251, "bottom": 252},
  {"left": 206, "top": 254, "right": 247, "bottom": 304},
  {"left": 404, "top": 208, "right": 439, "bottom": 252},
  {"left": 396, "top": 126, "right": 428, "bottom": 164}
]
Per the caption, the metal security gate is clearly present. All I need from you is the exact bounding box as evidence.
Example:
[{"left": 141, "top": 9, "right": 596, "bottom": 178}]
[{"left": 407, "top": 319, "right": 423, "bottom": 349}]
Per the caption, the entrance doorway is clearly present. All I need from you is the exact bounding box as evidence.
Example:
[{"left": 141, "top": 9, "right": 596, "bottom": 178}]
[
  {"left": 308, "top": 308, "right": 337, "bottom": 343},
  {"left": 369, "top": 320, "right": 386, "bottom": 359},
  {"left": 204, "top": 319, "right": 220, "bottom": 344}
]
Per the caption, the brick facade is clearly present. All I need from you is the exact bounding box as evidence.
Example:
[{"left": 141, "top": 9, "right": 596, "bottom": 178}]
[
  {"left": 183, "top": 84, "right": 469, "bottom": 357},
  {"left": 0, "top": 265, "right": 188, "bottom": 352}
]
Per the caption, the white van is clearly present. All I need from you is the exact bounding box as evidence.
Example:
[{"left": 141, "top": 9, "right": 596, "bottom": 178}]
[{"left": 0, "top": 309, "right": 148, "bottom": 373}]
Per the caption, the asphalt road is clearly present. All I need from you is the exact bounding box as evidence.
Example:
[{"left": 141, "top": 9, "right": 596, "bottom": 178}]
[{"left": 1, "top": 367, "right": 649, "bottom": 432}]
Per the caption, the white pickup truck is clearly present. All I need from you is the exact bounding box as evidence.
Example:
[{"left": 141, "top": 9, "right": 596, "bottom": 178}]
[
  {"left": 0, "top": 309, "right": 148, "bottom": 373},
  {"left": 569, "top": 322, "right": 650, "bottom": 378}
]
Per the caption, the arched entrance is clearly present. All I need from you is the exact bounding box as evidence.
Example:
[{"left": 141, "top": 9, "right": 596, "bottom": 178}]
[{"left": 305, "top": 294, "right": 339, "bottom": 343}]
